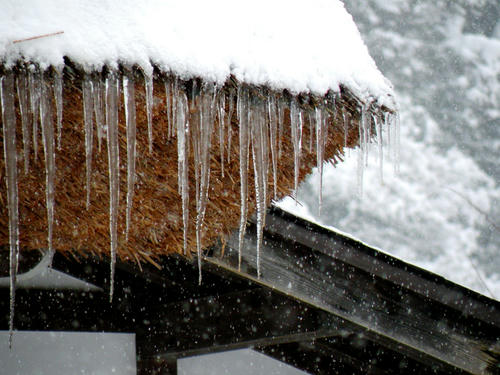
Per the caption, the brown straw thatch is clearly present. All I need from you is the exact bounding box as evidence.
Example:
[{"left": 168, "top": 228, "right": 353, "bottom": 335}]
[{"left": 0, "top": 61, "right": 393, "bottom": 268}]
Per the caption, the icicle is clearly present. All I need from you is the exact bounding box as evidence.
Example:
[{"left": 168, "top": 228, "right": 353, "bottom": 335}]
[
  {"left": 192, "top": 83, "right": 215, "bottom": 285},
  {"left": 92, "top": 76, "right": 105, "bottom": 153},
  {"left": 174, "top": 79, "right": 183, "bottom": 194},
  {"left": 1, "top": 72, "right": 20, "bottom": 348},
  {"left": 53, "top": 70, "right": 63, "bottom": 150},
  {"left": 290, "top": 98, "right": 303, "bottom": 202},
  {"left": 172, "top": 78, "right": 179, "bottom": 149},
  {"left": 361, "top": 104, "right": 371, "bottom": 168},
  {"left": 40, "top": 72, "right": 56, "bottom": 264},
  {"left": 226, "top": 88, "right": 235, "bottom": 164},
  {"left": 82, "top": 75, "right": 94, "bottom": 209},
  {"left": 164, "top": 78, "right": 172, "bottom": 140},
  {"left": 315, "top": 107, "right": 325, "bottom": 215},
  {"left": 385, "top": 110, "right": 400, "bottom": 173},
  {"left": 251, "top": 99, "right": 269, "bottom": 279},
  {"left": 277, "top": 97, "right": 285, "bottom": 159},
  {"left": 342, "top": 108, "right": 348, "bottom": 149},
  {"left": 357, "top": 108, "right": 367, "bottom": 197},
  {"left": 218, "top": 93, "right": 226, "bottom": 177},
  {"left": 28, "top": 71, "right": 41, "bottom": 161},
  {"left": 323, "top": 105, "right": 330, "bottom": 150},
  {"left": 268, "top": 94, "right": 278, "bottom": 199},
  {"left": 374, "top": 114, "right": 384, "bottom": 184},
  {"left": 176, "top": 88, "right": 190, "bottom": 255},
  {"left": 105, "top": 73, "right": 120, "bottom": 302},
  {"left": 16, "top": 73, "right": 31, "bottom": 173},
  {"left": 123, "top": 73, "right": 137, "bottom": 241},
  {"left": 394, "top": 112, "right": 401, "bottom": 174},
  {"left": 145, "top": 73, "right": 154, "bottom": 154},
  {"left": 308, "top": 111, "right": 314, "bottom": 153},
  {"left": 237, "top": 87, "right": 250, "bottom": 270},
  {"left": 385, "top": 111, "right": 392, "bottom": 157}
]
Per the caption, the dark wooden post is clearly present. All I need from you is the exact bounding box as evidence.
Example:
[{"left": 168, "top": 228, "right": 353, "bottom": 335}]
[{"left": 137, "top": 356, "right": 177, "bottom": 375}]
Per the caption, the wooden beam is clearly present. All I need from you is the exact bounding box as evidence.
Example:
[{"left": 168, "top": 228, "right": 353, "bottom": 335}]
[
  {"left": 137, "top": 288, "right": 340, "bottom": 359},
  {"left": 0, "top": 288, "right": 136, "bottom": 332},
  {"left": 263, "top": 207, "right": 500, "bottom": 326},
  {"left": 205, "top": 208, "right": 500, "bottom": 374},
  {"left": 258, "top": 336, "right": 463, "bottom": 375},
  {"left": 0, "top": 253, "right": 255, "bottom": 334},
  {"left": 137, "top": 357, "right": 177, "bottom": 375},
  {"left": 1, "top": 254, "right": 349, "bottom": 366}
]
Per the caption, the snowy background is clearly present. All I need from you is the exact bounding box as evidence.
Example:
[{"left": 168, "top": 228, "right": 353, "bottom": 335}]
[{"left": 282, "top": 0, "right": 500, "bottom": 299}]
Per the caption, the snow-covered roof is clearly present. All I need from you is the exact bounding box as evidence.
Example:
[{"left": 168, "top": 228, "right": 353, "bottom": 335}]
[{"left": 1, "top": 0, "right": 394, "bottom": 106}]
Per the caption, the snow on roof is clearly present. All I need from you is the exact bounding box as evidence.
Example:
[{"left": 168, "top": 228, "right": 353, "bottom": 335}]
[{"left": 0, "top": 0, "right": 394, "bottom": 106}]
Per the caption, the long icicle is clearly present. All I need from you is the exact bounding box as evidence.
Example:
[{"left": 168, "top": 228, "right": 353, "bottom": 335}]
[
  {"left": 374, "top": 114, "right": 384, "bottom": 184},
  {"left": 218, "top": 93, "right": 225, "bottom": 177},
  {"left": 191, "top": 87, "right": 202, "bottom": 275},
  {"left": 1, "top": 72, "right": 20, "bottom": 349},
  {"left": 201, "top": 85, "right": 214, "bottom": 284},
  {"left": 123, "top": 72, "right": 137, "bottom": 241},
  {"left": 172, "top": 78, "right": 178, "bottom": 152},
  {"left": 53, "top": 70, "right": 63, "bottom": 150},
  {"left": 395, "top": 112, "right": 401, "bottom": 174},
  {"left": 192, "top": 83, "right": 215, "bottom": 284},
  {"left": 250, "top": 103, "right": 261, "bottom": 278},
  {"left": 342, "top": 108, "right": 348, "bottom": 149},
  {"left": 251, "top": 99, "right": 269, "bottom": 279},
  {"left": 145, "top": 73, "right": 154, "bottom": 154},
  {"left": 105, "top": 73, "right": 120, "bottom": 302},
  {"left": 237, "top": 87, "right": 250, "bottom": 270},
  {"left": 176, "top": 88, "right": 189, "bottom": 255},
  {"left": 16, "top": 73, "right": 31, "bottom": 174},
  {"left": 290, "top": 98, "right": 303, "bottom": 202},
  {"left": 315, "top": 107, "right": 324, "bottom": 215},
  {"left": 226, "top": 89, "right": 235, "bottom": 164},
  {"left": 40, "top": 72, "right": 56, "bottom": 265},
  {"left": 82, "top": 75, "right": 94, "bottom": 209},
  {"left": 277, "top": 96, "right": 285, "bottom": 159},
  {"left": 190, "top": 88, "right": 201, "bottom": 261},
  {"left": 357, "top": 106, "right": 367, "bottom": 197},
  {"left": 268, "top": 94, "right": 278, "bottom": 199},
  {"left": 308, "top": 111, "right": 314, "bottom": 153},
  {"left": 364, "top": 106, "right": 371, "bottom": 168}
]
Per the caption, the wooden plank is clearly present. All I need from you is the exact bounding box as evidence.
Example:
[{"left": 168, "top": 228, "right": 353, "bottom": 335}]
[
  {"left": 137, "top": 288, "right": 341, "bottom": 359},
  {"left": 258, "top": 337, "right": 459, "bottom": 375},
  {"left": 0, "top": 288, "right": 133, "bottom": 332},
  {"left": 264, "top": 207, "right": 500, "bottom": 326},
  {"left": 50, "top": 252, "right": 253, "bottom": 303},
  {"left": 0, "top": 253, "right": 255, "bottom": 334},
  {"left": 205, "top": 213, "right": 500, "bottom": 374}
]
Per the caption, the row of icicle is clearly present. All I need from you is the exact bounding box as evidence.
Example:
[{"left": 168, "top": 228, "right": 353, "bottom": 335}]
[{"left": 0, "top": 66, "right": 398, "bottom": 346}]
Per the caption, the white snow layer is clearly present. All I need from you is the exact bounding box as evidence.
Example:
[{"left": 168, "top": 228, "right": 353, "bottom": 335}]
[{"left": 0, "top": 0, "right": 393, "bottom": 104}]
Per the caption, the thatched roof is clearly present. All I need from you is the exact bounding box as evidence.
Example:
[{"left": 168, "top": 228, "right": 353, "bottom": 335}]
[
  {"left": 1, "top": 61, "right": 394, "bottom": 264},
  {"left": 1, "top": 2, "right": 397, "bottom": 315}
]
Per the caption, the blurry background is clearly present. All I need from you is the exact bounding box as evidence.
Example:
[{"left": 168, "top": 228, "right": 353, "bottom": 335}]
[{"left": 286, "top": 0, "right": 499, "bottom": 298}]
